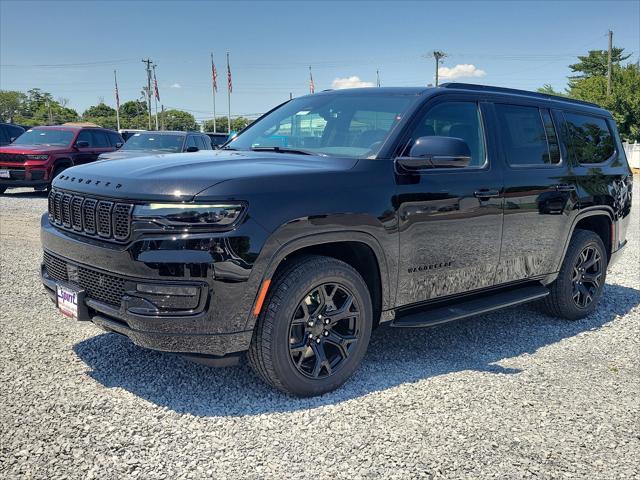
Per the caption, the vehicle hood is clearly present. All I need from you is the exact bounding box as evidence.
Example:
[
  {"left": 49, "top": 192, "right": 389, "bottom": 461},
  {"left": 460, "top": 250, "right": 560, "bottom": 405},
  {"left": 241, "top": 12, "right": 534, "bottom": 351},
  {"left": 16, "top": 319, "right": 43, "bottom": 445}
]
[
  {"left": 51, "top": 150, "right": 359, "bottom": 201},
  {"left": 0, "top": 144, "right": 71, "bottom": 154}
]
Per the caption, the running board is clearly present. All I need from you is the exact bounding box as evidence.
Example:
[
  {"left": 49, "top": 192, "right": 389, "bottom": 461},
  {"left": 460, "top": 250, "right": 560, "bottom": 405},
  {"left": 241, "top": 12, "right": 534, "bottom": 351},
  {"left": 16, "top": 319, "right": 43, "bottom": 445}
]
[{"left": 391, "top": 284, "right": 549, "bottom": 328}]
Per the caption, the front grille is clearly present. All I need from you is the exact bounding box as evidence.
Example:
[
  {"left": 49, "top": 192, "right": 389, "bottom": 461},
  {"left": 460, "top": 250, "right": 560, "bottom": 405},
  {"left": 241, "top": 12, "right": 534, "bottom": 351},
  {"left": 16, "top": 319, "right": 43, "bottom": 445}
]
[
  {"left": 0, "top": 153, "right": 26, "bottom": 163},
  {"left": 43, "top": 252, "right": 126, "bottom": 306},
  {"left": 48, "top": 189, "right": 133, "bottom": 242}
]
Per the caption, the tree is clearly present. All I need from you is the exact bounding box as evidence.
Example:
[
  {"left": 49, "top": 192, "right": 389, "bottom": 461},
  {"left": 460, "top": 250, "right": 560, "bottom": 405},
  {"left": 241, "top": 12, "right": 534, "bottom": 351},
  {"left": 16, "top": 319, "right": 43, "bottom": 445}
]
[
  {"left": 202, "top": 116, "right": 251, "bottom": 133},
  {"left": 536, "top": 84, "right": 566, "bottom": 97},
  {"left": 120, "top": 100, "right": 147, "bottom": 118},
  {"left": 160, "top": 109, "right": 198, "bottom": 131},
  {"left": 569, "top": 47, "right": 631, "bottom": 78},
  {"left": 82, "top": 103, "right": 117, "bottom": 129},
  {"left": 0, "top": 90, "right": 27, "bottom": 122},
  {"left": 569, "top": 63, "right": 640, "bottom": 142}
]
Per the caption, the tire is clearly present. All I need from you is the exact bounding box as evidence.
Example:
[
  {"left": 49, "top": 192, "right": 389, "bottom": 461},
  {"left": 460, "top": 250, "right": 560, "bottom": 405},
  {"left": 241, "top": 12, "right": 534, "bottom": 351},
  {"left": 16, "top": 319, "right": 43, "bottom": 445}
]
[
  {"left": 46, "top": 165, "right": 67, "bottom": 192},
  {"left": 248, "top": 255, "right": 373, "bottom": 397},
  {"left": 542, "top": 229, "right": 607, "bottom": 320}
]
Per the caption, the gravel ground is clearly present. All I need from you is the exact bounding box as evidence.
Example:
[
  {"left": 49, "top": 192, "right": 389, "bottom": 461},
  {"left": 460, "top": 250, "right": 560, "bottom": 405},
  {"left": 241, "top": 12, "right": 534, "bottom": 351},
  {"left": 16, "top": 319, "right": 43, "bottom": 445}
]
[{"left": 1, "top": 183, "right": 639, "bottom": 479}]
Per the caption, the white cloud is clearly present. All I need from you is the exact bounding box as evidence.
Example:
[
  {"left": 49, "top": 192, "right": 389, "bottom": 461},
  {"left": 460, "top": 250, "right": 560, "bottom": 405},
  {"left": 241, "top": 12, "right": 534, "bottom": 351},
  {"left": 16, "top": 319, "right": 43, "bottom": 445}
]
[
  {"left": 170, "top": 83, "right": 182, "bottom": 89},
  {"left": 437, "top": 64, "right": 486, "bottom": 80},
  {"left": 331, "top": 76, "right": 375, "bottom": 89}
]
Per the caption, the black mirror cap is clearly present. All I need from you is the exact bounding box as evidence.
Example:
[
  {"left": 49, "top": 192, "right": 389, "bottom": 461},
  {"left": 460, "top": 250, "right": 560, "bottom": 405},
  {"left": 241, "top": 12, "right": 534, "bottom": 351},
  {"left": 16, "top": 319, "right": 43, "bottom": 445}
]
[
  {"left": 406, "top": 136, "right": 472, "bottom": 168},
  {"left": 185, "top": 146, "right": 199, "bottom": 152},
  {"left": 115, "top": 142, "right": 124, "bottom": 149},
  {"left": 75, "top": 140, "right": 90, "bottom": 149}
]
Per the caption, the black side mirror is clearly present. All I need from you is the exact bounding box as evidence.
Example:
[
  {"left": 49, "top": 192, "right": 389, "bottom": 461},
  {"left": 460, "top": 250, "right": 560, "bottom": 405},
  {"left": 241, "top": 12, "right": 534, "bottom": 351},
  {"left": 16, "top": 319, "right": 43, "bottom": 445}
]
[
  {"left": 185, "top": 146, "right": 199, "bottom": 152},
  {"left": 398, "top": 136, "right": 472, "bottom": 170},
  {"left": 9, "top": 137, "right": 16, "bottom": 143},
  {"left": 75, "top": 140, "right": 90, "bottom": 149},
  {"left": 115, "top": 142, "right": 124, "bottom": 149}
]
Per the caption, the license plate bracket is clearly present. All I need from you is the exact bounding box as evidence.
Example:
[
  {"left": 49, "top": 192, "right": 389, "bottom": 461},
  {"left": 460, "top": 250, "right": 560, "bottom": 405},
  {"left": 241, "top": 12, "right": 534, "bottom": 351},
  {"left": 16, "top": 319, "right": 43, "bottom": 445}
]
[
  {"left": 0, "top": 170, "right": 10, "bottom": 179},
  {"left": 56, "top": 282, "right": 90, "bottom": 321}
]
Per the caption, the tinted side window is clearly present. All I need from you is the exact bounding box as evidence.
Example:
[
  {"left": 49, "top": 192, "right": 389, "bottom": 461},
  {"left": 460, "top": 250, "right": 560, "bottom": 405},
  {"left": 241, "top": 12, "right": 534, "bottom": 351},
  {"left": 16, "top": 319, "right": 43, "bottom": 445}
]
[
  {"left": 185, "top": 135, "right": 198, "bottom": 150},
  {"left": 564, "top": 113, "right": 614, "bottom": 164},
  {"left": 9, "top": 125, "right": 24, "bottom": 139},
  {"left": 198, "top": 135, "right": 210, "bottom": 150},
  {"left": 495, "top": 104, "right": 559, "bottom": 166},
  {"left": 0, "top": 126, "right": 8, "bottom": 144},
  {"left": 91, "top": 131, "right": 110, "bottom": 148},
  {"left": 76, "top": 130, "right": 93, "bottom": 146},
  {"left": 108, "top": 132, "right": 123, "bottom": 146},
  {"left": 407, "top": 101, "right": 486, "bottom": 167}
]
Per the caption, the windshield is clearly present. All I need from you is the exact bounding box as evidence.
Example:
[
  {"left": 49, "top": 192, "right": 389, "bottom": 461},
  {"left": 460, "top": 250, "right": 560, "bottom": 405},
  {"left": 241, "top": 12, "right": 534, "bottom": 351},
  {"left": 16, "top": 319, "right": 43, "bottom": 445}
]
[
  {"left": 13, "top": 129, "right": 74, "bottom": 146},
  {"left": 122, "top": 133, "right": 185, "bottom": 152},
  {"left": 228, "top": 93, "right": 415, "bottom": 158}
]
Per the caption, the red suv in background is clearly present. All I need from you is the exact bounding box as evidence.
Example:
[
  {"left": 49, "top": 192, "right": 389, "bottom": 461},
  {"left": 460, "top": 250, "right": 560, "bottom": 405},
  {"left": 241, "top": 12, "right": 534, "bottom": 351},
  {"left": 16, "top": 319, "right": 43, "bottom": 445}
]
[{"left": 0, "top": 125, "right": 123, "bottom": 194}]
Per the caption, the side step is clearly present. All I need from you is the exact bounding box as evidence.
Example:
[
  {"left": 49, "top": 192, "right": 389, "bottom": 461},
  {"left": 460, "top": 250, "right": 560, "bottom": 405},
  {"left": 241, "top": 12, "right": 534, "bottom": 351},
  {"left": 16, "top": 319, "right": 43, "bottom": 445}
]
[{"left": 391, "top": 284, "right": 549, "bottom": 328}]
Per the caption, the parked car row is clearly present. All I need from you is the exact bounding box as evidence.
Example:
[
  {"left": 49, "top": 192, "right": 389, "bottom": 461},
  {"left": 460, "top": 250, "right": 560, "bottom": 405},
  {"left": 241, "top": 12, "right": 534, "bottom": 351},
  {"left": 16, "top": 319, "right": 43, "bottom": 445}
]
[{"left": 0, "top": 125, "right": 230, "bottom": 194}]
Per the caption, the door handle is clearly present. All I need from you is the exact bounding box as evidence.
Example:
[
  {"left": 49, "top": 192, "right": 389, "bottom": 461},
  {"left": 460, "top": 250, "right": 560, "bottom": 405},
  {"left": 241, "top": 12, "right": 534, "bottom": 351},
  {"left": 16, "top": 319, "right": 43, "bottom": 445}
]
[
  {"left": 554, "top": 184, "right": 576, "bottom": 192},
  {"left": 474, "top": 189, "right": 500, "bottom": 199}
]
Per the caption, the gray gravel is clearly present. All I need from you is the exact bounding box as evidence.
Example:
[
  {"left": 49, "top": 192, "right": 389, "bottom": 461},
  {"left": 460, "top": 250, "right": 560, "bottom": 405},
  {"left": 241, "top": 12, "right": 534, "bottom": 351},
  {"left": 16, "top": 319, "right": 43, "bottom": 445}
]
[{"left": 1, "top": 184, "right": 639, "bottom": 479}]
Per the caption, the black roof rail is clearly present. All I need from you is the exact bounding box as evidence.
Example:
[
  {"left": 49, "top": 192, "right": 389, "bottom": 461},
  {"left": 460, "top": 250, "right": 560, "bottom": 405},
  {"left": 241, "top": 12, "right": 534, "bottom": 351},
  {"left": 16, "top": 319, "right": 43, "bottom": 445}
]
[{"left": 440, "top": 83, "right": 601, "bottom": 108}]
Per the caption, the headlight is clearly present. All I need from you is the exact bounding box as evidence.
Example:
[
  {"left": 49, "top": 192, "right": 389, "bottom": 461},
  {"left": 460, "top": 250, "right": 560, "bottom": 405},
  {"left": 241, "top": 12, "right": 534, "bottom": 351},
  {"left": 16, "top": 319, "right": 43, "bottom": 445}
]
[
  {"left": 132, "top": 203, "right": 245, "bottom": 229},
  {"left": 25, "top": 154, "right": 49, "bottom": 160}
]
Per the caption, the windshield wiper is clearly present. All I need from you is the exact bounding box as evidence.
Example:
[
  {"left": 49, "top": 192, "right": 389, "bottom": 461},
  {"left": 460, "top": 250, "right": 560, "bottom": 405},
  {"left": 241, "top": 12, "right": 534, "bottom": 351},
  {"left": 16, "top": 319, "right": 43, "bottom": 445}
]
[{"left": 250, "top": 146, "right": 324, "bottom": 156}]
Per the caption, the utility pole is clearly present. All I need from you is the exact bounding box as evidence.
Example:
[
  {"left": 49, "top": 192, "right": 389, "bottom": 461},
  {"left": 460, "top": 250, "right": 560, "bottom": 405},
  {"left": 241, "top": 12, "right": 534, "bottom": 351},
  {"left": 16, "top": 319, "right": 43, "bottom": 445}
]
[
  {"left": 227, "top": 52, "right": 232, "bottom": 135},
  {"left": 211, "top": 52, "right": 217, "bottom": 133},
  {"left": 607, "top": 30, "right": 613, "bottom": 96},
  {"left": 152, "top": 63, "right": 159, "bottom": 130},
  {"left": 376, "top": 68, "right": 381, "bottom": 87},
  {"left": 142, "top": 58, "right": 153, "bottom": 130},
  {"left": 161, "top": 104, "right": 165, "bottom": 131},
  {"left": 432, "top": 51, "right": 447, "bottom": 87}
]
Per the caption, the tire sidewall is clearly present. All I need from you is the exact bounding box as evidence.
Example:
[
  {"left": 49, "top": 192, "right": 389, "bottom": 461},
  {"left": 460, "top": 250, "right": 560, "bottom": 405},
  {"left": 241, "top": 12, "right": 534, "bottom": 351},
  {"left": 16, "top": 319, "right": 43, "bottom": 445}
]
[{"left": 268, "top": 265, "right": 373, "bottom": 396}]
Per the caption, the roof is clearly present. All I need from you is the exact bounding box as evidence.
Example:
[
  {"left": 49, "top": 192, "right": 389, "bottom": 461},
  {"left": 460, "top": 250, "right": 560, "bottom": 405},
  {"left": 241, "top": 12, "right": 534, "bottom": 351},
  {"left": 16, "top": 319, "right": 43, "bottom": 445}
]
[
  {"left": 313, "top": 87, "right": 430, "bottom": 96},
  {"left": 130, "top": 130, "right": 197, "bottom": 135}
]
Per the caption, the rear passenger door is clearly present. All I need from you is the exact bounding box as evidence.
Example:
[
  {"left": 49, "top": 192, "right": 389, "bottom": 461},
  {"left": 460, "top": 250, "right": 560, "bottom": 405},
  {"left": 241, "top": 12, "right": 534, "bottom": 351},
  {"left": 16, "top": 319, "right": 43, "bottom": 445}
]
[{"left": 492, "top": 102, "right": 577, "bottom": 284}]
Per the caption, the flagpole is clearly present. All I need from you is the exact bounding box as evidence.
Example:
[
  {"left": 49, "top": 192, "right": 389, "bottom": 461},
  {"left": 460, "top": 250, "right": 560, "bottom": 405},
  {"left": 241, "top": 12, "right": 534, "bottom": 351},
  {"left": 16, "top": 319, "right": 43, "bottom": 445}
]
[
  {"left": 152, "top": 64, "right": 159, "bottom": 130},
  {"left": 211, "top": 52, "right": 217, "bottom": 133},
  {"left": 114, "top": 70, "right": 121, "bottom": 131},
  {"left": 227, "top": 52, "right": 231, "bottom": 134}
]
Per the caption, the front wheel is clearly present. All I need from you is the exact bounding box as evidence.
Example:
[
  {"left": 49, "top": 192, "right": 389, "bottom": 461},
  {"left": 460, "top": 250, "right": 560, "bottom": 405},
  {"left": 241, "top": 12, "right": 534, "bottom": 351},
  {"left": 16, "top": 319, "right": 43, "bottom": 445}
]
[
  {"left": 542, "top": 229, "right": 607, "bottom": 320},
  {"left": 248, "top": 255, "right": 373, "bottom": 397}
]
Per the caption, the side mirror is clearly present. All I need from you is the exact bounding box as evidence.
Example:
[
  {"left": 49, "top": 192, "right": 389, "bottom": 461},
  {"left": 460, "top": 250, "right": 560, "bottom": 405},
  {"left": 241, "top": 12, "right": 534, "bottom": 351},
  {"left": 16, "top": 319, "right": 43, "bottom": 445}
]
[
  {"left": 75, "top": 140, "right": 90, "bottom": 149},
  {"left": 399, "top": 136, "right": 472, "bottom": 170},
  {"left": 115, "top": 142, "right": 124, "bottom": 149},
  {"left": 185, "top": 146, "right": 199, "bottom": 152},
  {"left": 9, "top": 137, "right": 16, "bottom": 143}
]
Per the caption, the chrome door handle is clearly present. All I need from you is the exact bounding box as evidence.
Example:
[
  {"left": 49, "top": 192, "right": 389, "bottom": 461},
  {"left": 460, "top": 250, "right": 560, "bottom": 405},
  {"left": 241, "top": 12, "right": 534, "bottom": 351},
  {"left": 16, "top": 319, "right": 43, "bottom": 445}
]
[
  {"left": 554, "top": 184, "right": 576, "bottom": 192},
  {"left": 474, "top": 189, "right": 500, "bottom": 199}
]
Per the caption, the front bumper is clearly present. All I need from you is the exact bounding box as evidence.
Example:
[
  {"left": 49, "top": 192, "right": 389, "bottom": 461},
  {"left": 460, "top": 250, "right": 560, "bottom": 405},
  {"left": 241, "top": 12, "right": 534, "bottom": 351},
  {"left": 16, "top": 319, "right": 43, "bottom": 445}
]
[
  {"left": 40, "top": 214, "right": 265, "bottom": 358},
  {"left": 0, "top": 166, "right": 48, "bottom": 188}
]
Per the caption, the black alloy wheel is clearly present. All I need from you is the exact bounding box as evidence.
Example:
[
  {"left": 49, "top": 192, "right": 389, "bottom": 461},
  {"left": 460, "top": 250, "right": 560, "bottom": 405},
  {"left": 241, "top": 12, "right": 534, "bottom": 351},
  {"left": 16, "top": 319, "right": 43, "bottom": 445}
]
[
  {"left": 571, "top": 245, "right": 603, "bottom": 308},
  {"left": 288, "top": 283, "right": 361, "bottom": 379}
]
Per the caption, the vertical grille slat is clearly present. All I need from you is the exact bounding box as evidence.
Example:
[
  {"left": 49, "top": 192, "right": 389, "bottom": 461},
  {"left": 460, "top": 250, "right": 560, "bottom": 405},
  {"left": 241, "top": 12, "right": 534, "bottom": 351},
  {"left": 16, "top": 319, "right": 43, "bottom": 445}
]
[{"left": 47, "top": 189, "right": 132, "bottom": 242}]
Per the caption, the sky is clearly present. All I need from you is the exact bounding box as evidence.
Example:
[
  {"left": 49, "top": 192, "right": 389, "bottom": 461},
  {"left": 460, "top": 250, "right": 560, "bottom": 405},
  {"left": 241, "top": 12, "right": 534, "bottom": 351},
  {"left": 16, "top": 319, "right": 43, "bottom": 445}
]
[{"left": 1, "top": 0, "right": 639, "bottom": 123}]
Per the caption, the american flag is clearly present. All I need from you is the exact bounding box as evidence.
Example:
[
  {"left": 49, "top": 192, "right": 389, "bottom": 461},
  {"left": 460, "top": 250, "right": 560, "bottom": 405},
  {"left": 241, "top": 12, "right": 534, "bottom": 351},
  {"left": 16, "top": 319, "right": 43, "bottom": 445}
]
[
  {"left": 309, "top": 66, "right": 315, "bottom": 94},
  {"left": 114, "top": 70, "right": 120, "bottom": 110},
  {"left": 153, "top": 67, "right": 160, "bottom": 101},
  {"left": 211, "top": 56, "right": 218, "bottom": 93},
  {"left": 227, "top": 54, "right": 232, "bottom": 94}
]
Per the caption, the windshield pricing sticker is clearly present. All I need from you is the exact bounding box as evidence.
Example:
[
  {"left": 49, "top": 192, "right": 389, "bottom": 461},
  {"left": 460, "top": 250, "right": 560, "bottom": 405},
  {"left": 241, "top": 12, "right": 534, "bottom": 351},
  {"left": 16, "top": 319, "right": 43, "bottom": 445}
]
[{"left": 56, "top": 285, "right": 78, "bottom": 320}]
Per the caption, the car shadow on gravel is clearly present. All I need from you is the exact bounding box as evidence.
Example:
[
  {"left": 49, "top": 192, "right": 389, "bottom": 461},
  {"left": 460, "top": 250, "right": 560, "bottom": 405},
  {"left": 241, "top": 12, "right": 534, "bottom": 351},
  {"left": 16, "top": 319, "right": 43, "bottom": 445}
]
[{"left": 73, "top": 283, "right": 640, "bottom": 416}]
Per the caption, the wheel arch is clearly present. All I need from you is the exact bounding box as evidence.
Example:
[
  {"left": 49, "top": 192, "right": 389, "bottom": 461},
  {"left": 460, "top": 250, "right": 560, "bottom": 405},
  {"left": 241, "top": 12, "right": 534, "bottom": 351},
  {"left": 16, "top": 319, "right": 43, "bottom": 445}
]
[
  {"left": 562, "top": 208, "right": 613, "bottom": 264},
  {"left": 252, "top": 231, "right": 392, "bottom": 329}
]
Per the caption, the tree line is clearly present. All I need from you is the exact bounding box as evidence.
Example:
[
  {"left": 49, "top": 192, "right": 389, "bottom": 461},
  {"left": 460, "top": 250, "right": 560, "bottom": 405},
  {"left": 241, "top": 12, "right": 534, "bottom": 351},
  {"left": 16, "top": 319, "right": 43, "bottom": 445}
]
[
  {"left": 538, "top": 46, "right": 639, "bottom": 142},
  {"left": 0, "top": 89, "right": 251, "bottom": 133}
]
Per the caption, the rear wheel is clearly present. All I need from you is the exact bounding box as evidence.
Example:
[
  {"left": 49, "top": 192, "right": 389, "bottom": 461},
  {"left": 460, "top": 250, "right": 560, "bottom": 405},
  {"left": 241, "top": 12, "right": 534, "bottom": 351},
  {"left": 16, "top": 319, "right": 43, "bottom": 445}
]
[
  {"left": 248, "top": 255, "right": 373, "bottom": 397},
  {"left": 542, "top": 229, "right": 607, "bottom": 320}
]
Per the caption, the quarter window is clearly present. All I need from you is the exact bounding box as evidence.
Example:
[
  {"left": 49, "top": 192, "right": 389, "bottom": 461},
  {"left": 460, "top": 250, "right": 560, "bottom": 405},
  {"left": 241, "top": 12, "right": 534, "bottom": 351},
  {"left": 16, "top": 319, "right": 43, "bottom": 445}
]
[
  {"left": 564, "top": 113, "right": 614, "bottom": 164},
  {"left": 495, "top": 104, "right": 560, "bottom": 166},
  {"left": 407, "top": 101, "right": 486, "bottom": 167}
]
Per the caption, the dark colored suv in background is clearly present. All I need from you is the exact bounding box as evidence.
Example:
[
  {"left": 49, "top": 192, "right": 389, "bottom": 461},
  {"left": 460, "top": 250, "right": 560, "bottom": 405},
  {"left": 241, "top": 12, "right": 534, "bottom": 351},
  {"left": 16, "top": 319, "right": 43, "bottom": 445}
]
[
  {"left": 0, "top": 125, "right": 123, "bottom": 194},
  {"left": 40, "top": 84, "right": 632, "bottom": 396},
  {"left": 0, "top": 123, "right": 26, "bottom": 146}
]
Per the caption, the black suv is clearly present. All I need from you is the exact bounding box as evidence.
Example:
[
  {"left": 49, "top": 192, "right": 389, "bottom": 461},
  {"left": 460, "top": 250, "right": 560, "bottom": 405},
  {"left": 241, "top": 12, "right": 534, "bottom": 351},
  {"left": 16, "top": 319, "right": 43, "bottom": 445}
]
[
  {"left": 40, "top": 84, "right": 633, "bottom": 396},
  {"left": 0, "top": 122, "right": 25, "bottom": 146}
]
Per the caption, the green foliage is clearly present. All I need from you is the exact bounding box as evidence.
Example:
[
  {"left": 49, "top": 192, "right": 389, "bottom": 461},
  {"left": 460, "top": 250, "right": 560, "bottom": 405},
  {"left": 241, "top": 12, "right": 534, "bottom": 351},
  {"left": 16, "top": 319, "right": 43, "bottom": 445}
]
[
  {"left": 569, "top": 63, "right": 640, "bottom": 142},
  {"left": 81, "top": 103, "right": 118, "bottom": 129},
  {"left": 0, "top": 90, "right": 27, "bottom": 123},
  {"left": 536, "top": 84, "right": 566, "bottom": 97},
  {"left": 202, "top": 116, "right": 251, "bottom": 133},
  {"left": 569, "top": 48, "right": 630, "bottom": 78},
  {"left": 160, "top": 109, "right": 198, "bottom": 131}
]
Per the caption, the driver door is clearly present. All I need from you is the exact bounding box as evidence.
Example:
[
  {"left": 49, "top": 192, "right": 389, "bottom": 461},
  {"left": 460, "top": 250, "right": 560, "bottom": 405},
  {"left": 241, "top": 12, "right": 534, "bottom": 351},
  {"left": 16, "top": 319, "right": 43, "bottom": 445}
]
[{"left": 395, "top": 97, "right": 504, "bottom": 306}]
